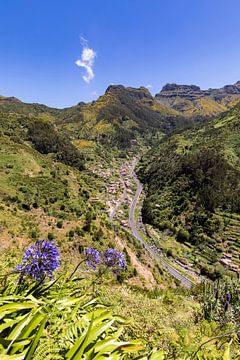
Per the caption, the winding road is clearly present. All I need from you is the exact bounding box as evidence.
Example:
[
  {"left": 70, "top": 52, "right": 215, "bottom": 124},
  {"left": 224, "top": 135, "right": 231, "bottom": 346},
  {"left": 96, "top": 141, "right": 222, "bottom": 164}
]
[{"left": 128, "top": 158, "right": 196, "bottom": 289}]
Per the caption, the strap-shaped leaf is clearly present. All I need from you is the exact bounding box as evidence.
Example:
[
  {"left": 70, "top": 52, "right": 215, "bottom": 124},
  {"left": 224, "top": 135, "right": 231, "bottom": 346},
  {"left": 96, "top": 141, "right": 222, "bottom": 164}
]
[
  {"left": 24, "top": 314, "right": 47, "bottom": 360},
  {"left": 65, "top": 314, "right": 94, "bottom": 359},
  {"left": 0, "top": 303, "right": 36, "bottom": 320}
]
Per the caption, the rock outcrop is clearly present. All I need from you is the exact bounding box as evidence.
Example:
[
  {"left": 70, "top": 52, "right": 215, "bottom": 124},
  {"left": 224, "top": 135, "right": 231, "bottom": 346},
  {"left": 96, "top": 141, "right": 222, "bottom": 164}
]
[{"left": 155, "top": 81, "right": 240, "bottom": 117}]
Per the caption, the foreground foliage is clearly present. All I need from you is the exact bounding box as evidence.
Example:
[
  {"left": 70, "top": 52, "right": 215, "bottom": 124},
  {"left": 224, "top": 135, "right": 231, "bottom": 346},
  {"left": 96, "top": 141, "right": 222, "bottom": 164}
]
[
  {"left": 0, "top": 242, "right": 163, "bottom": 359},
  {"left": 0, "top": 244, "right": 240, "bottom": 359},
  {"left": 0, "top": 275, "right": 164, "bottom": 359}
]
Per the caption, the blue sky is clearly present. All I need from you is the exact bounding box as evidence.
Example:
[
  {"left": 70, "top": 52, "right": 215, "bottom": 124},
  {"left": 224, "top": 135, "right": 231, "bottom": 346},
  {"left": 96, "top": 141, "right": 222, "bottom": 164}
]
[{"left": 0, "top": 0, "right": 240, "bottom": 108}]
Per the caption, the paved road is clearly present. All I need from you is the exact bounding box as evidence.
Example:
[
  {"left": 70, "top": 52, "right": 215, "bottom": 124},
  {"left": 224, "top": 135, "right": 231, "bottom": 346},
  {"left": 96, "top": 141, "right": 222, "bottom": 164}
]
[{"left": 128, "top": 158, "right": 195, "bottom": 289}]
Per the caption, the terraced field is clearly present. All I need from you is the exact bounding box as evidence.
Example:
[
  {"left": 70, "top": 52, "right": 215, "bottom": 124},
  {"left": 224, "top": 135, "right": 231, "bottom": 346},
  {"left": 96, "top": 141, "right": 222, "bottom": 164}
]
[{"left": 138, "top": 103, "right": 240, "bottom": 278}]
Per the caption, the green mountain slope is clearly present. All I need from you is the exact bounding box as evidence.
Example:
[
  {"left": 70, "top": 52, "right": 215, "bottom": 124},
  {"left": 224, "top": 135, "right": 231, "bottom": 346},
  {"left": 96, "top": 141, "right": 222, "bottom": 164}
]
[
  {"left": 56, "top": 85, "right": 189, "bottom": 149},
  {"left": 0, "top": 87, "right": 186, "bottom": 152},
  {"left": 0, "top": 98, "right": 165, "bottom": 290},
  {"left": 137, "top": 103, "right": 240, "bottom": 279},
  {"left": 2, "top": 81, "right": 239, "bottom": 153}
]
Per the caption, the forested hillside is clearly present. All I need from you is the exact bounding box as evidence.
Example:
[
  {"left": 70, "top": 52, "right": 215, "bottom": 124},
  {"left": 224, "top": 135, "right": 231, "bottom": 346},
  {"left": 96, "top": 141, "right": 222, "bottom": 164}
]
[{"left": 138, "top": 103, "right": 240, "bottom": 279}]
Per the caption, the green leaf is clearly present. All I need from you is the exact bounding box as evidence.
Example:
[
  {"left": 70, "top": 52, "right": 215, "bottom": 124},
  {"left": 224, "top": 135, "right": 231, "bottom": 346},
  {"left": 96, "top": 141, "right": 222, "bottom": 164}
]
[
  {"left": 0, "top": 303, "right": 36, "bottom": 320},
  {"left": 66, "top": 314, "right": 94, "bottom": 360},
  {"left": 223, "top": 340, "right": 232, "bottom": 360},
  {"left": 24, "top": 314, "right": 47, "bottom": 360},
  {"left": 149, "top": 349, "right": 165, "bottom": 360}
]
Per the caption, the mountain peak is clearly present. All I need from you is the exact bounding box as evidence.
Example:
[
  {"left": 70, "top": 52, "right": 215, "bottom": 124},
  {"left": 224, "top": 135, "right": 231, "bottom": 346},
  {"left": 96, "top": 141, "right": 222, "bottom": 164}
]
[
  {"left": 161, "top": 83, "right": 201, "bottom": 93},
  {"left": 0, "top": 96, "right": 22, "bottom": 103},
  {"left": 105, "top": 85, "right": 125, "bottom": 94},
  {"left": 105, "top": 84, "right": 152, "bottom": 100}
]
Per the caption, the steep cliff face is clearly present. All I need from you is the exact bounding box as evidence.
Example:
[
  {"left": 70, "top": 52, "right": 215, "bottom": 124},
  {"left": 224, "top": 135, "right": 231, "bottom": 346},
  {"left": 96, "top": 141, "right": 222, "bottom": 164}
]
[
  {"left": 207, "top": 81, "right": 240, "bottom": 104},
  {"left": 155, "top": 81, "right": 240, "bottom": 118}
]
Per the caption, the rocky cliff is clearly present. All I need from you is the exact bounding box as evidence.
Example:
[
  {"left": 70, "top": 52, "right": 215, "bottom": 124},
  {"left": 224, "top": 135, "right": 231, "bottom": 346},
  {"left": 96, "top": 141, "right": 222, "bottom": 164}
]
[{"left": 155, "top": 81, "right": 240, "bottom": 117}]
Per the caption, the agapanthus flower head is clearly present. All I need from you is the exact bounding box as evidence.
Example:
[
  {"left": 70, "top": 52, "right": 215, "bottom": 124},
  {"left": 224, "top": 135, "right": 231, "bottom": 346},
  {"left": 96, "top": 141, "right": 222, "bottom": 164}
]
[
  {"left": 84, "top": 248, "right": 101, "bottom": 271},
  {"left": 16, "top": 240, "right": 60, "bottom": 282},
  {"left": 103, "top": 248, "right": 126, "bottom": 274}
]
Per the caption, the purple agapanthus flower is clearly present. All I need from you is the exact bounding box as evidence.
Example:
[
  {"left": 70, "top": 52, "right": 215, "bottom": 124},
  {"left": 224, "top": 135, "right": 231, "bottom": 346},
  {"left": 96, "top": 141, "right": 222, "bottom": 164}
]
[
  {"left": 16, "top": 240, "right": 60, "bottom": 282},
  {"left": 84, "top": 248, "right": 101, "bottom": 271},
  {"left": 103, "top": 248, "right": 126, "bottom": 274}
]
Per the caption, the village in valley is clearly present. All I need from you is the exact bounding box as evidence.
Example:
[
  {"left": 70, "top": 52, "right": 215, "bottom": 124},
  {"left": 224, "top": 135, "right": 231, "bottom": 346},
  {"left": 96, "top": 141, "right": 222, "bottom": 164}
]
[
  {"left": 91, "top": 157, "right": 240, "bottom": 276},
  {"left": 91, "top": 160, "right": 137, "bottom": 228}
]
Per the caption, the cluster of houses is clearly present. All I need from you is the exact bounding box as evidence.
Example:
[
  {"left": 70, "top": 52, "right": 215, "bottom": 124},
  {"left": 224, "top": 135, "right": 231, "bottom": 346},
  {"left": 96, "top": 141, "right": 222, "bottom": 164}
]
[
  {"left": 108, "top": 162, "right": 135, "bottom": 223},
  {"left": 92, "top": 161, "right": 137, "bottom": 227}
]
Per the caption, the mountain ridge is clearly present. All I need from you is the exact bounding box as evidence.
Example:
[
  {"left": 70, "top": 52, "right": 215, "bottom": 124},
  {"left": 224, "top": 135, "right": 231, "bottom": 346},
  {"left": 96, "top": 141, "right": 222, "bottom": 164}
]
[
  {"left": 1, "top": 80, "right": 240, "bottom": 151},
  {"left": 2, "top": 79, "right": 240, "bottom": 111},
  {"left": 155, "top": 80, "right": 240, "bottom": 117}
]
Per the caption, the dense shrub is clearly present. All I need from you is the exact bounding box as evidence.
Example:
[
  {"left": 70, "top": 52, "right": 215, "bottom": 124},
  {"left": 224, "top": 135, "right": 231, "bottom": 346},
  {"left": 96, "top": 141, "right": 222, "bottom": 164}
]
[
  {"left": 181, "top": 148, "right": 240, "bottom": 212},
  {"left": 176, "top": 228, "right": 190, "bottom": 243},
  {"left": 28, "top": 120, "right": 85, "bottom": 170}
]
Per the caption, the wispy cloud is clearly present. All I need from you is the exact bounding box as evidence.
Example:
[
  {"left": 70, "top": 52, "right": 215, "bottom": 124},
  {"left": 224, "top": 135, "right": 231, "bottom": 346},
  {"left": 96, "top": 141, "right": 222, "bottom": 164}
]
[
  {"left": 146, "top": 84, "right": 153, "bottom": 89},
  {"left": 75, "top": 37, "right": 96, "bottom": 83}
]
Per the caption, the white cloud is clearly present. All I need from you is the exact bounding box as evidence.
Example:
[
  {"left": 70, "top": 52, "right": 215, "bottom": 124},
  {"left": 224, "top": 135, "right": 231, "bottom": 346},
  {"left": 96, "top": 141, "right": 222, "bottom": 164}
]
[
  {"left": 75, "top": 38, "right": 96, "bottom": 83},
  {"left": 146, "top": 84, "right": 153, "bottom": 89}
]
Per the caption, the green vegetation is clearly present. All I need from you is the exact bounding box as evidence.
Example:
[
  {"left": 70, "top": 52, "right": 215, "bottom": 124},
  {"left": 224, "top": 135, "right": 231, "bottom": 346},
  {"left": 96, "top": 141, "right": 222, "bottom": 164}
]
[
  {"left": 138, "top": 103, "right": 240, "bottom": 278},
  {"left": 1, "top": 87, "right": 240, "bottom": 358},
  {"left": 28, "top": 120, "right": 85, "bottom": 170},
  {"left": 0, "top": 246, "right": 239, "bottom": 359},
  {"left": 0, "top": 275, "right": 157, "bottom": 359}
]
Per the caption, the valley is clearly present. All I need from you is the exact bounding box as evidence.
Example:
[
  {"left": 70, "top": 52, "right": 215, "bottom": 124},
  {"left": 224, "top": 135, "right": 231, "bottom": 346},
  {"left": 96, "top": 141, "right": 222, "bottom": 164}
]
[
  {"left": 2, "top": 1, "right": 240, "bottom": 357},
  {"left": 0, "top": 82, "right": 240, "bottom": 358},
  {"left": 1, "top": 82, "right": 240, "bottom": 282},
  {"left": 103, "top": 157, "right": 199, "bottom": 287}
]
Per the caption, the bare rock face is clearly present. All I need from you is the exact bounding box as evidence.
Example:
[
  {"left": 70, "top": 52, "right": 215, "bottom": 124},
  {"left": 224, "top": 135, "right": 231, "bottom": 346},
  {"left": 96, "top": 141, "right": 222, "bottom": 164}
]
[
  {"left": 155, "top": 81, "right": 240, "bottom": 115},
  {"left": 206, "top": 81, "right": 240, "bottom": 101},
  {"left": 156, "top": 83, "right": 204, "bottom": 105},
  {"left": 161, "top": 83, "right": 201, "bottom": 94}
]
